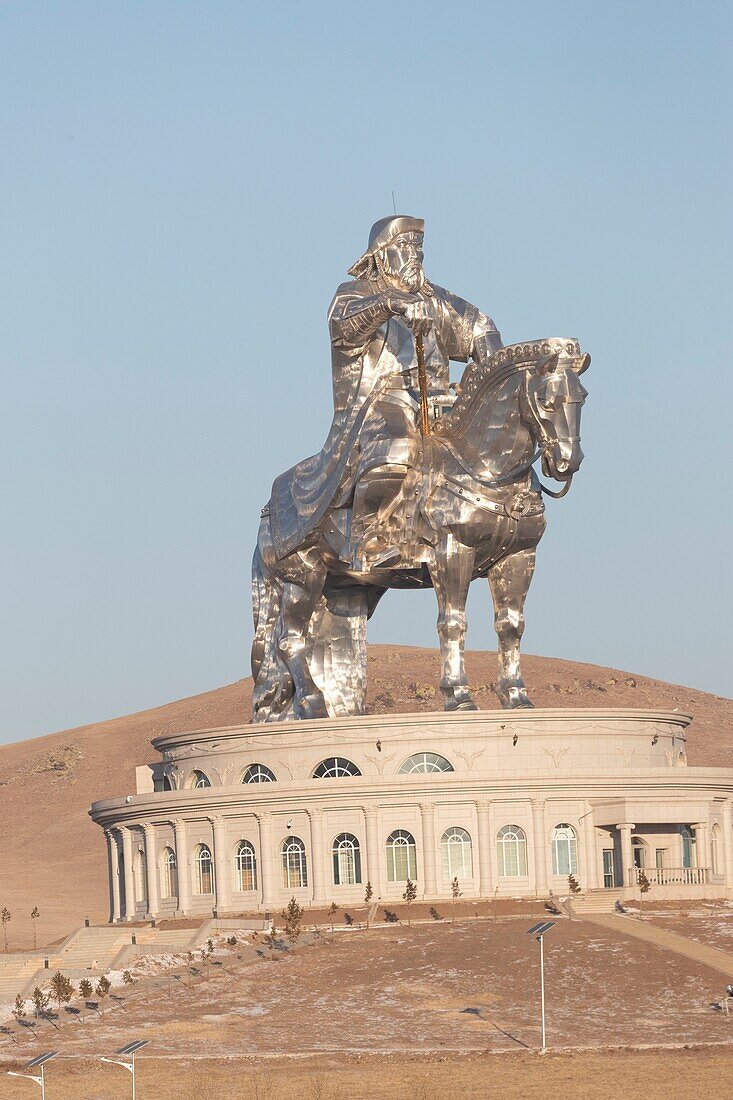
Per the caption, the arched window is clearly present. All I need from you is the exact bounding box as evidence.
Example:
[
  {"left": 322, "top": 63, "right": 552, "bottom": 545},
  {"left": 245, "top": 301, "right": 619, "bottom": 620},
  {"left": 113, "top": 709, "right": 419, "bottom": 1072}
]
[
  {"left": 681, "top": 826, "right": 695, "bottom": 869},
  {"left": 441, "top": 827, "right": 473, "bottom": 882},
  {"left": 282, "top": 836, "right": 308, "bottom": 889},
  {"left": 399, "top": 752, "right": 454, "bottom": 775},
  {"left": 161, "top": 846, "right": 177, "bottom": 900},
  {"left": 241, "top": 763, "right": 277, "bottom": 784},
  {"left": 711, "top": 824, "right": 722, "bottom": 875},
  {"left": 497, "top": 825, "right": 528, "bottom": 877},
  {"left": 235, "top": 841, "right": 257, "bottom": 891},
  {"left": 386, "top": 829, "right": 417, "bottom": 882},
  {"left": 190, "top": 770, "right": 211, "bottom": 789},
  {"left": 134, "top": 848, "right": 147, "bottom": 904},
  {"left": 552, "top": 824, "right": 578, "bottom": 876},
  {"left": 313, "top": 757, "right": 362, "bottom": 779},
  {"left": 631, "top": 836, "right": 647, "bottom": 871},
  {"left": 154, "top": 774, "right": 173, "bottom": 793},
  {"left": 194, "top": 843, "right": 213, "bottom": 894},
  {"left": 332, "top": 833, "right": 362, "bottom": 885}
]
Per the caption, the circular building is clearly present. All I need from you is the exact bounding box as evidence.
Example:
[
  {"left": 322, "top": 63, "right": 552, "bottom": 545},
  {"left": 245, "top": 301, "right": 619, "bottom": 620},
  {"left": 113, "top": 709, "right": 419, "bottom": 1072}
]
[{"left": 89, "top": 708, "right": 733, "bottom": 921}]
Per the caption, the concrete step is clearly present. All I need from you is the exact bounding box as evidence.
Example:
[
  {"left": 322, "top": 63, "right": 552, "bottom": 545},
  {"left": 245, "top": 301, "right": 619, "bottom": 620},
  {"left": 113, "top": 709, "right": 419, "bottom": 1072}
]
[{"left": 574, "top": 889, "right": 624, "bottom": 913}]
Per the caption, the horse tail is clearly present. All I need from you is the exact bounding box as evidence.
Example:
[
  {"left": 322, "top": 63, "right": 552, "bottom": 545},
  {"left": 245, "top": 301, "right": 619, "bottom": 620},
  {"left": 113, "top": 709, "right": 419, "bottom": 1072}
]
[{"left": 250, "top": 536, "right": 290, "bottom": 721}]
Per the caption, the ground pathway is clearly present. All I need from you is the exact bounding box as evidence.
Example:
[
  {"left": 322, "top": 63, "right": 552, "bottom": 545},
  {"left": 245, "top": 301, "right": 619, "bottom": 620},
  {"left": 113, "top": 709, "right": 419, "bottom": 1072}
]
[{"left": 583, "top": 912, "right": 733, "bottom": 980}]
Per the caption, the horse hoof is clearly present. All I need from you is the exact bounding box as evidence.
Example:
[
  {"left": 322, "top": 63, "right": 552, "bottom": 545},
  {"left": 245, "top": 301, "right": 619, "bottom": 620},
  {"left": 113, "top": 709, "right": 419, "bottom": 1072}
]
[
  {"left": 496, "top": 685, "right": 534, "bottom": 709},
  {"left": 444, "top": 694, "right": 478, "bottom": 712},
  {"left": 297, "top": 693, "right": 329, "bottom": 720}
]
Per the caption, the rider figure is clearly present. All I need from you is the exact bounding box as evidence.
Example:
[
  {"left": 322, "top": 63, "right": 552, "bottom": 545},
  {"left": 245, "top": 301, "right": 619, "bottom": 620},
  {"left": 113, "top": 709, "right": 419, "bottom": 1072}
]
[{"left": 330, "top": 215, "right": 503, "bottom": 569}]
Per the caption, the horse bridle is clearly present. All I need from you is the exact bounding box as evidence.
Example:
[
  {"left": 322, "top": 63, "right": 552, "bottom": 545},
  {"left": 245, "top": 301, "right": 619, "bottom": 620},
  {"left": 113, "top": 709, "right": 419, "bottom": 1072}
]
[{"left": 521, "top": 359, "right": 579, "bottom": 499}]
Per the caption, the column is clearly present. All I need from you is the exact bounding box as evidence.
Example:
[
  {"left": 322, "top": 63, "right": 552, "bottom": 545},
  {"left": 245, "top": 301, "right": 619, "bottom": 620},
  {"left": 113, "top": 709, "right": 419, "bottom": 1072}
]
[
  {"left": 722, "top": 801, "right": 733, "bottom": 889},
  {"left": 257, "top": 812, "right": 277, "bottom": 908},
  {"left": 173, "top": 819, "right": 191, "bottom": 915},
  {"left": 106, "top": 831, "right": 121, "bottom": 923},
  {"left": 211, "top": 816, "right": 231, "bottom": 913},
  {"left": 143, "top": 823, "right": 160, "bottom": 919},
  {"left": 364, "top": 808, "right": 381, "bottom": 899},
  {"left": 692, "top": 822, "right": 709, "bottom": 880},
  {"left": 309, "top": 809, "right": 327, "bottom": 904},
  {"left": 531, "top": 799, "right": 548, "bottom": 896},
  {"left": 617, "top": 823, "right": 635, "bottom": 887},
  {"left": 419, "top": 803, "right": 437, "bottom": 898},
  {"left": 121, "top": 827, "right": 135, "bottom": 920},
  {"left": 475, "top": 800, "right": 493, "bottom": 897},
  {"left": 582, "top": 807, "right": 599, "bottom": 890}
]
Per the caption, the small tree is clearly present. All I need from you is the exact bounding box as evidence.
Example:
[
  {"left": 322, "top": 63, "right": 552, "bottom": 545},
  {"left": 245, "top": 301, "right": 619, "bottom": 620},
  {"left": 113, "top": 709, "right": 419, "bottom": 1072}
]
[
  {"left": 186, "top": 950, "right": 196, "bottom": 986},
  {"left": 50, "top": 971, "right": 73, "bottom": 1024},
  {"left": 30, "top": 907, "right": 40, "bottom": 950},
  {"left": 451, "top": 877, "right": 462, "bottom": 923},
  {"left": 283, "top": 896, "right": 304, "bottom": 947},
  {"left": 328, "top": 902, "right": 339, "bottom": 941},
  {"left": 78, "top": 979, "right": 93, "bottom": 1022},
  {"left": 12, "top": 994, "right": 26, "bottom": 1026},
  {"left": 364, "top": 881, "right": 374, "bottom": 928},
  {"left": 402, "top": 879, "right": 417, "bottom": 926},
  {"left": 200, "top": 940, "right": 214, "bottom": 980},
  {"left": 95, "top": 975, "right": 111, "bottom": 1017},
  {"left": 638, "top": 869, "right": 651, "bottom": 916},
  {"left": 31, "top": 986, "right": 50, "bottom": 1020},
  {"left": 1, "top": 907, "right": 11, "bottom": 952},
  {"left": 567, "top": 874, "right": 582, "bottom": 897},
  {"left": 122, "top": 970, "right": 135, "bottom": 989}
]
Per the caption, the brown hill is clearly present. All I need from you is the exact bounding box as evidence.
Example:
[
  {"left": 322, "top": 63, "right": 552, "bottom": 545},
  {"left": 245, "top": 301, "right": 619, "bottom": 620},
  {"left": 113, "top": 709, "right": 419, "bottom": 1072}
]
[{"left": 1, "top": 645, "right": 730, "bottom": 947}]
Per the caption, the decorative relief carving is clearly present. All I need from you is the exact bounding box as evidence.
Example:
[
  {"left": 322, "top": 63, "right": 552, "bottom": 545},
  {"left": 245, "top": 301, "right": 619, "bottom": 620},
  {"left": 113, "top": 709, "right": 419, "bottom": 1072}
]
[
  {"left": 453, "top": 747, "right": 486, "bottom": 771},
  {"left": 542, "top": 747, "right": 569, "bottom": 768},
  {"left": 364, "top": 752, "right": 396, "bottom": 776},
  {"left": 617, "top": 747, "right": 635, "bottom": 767}
]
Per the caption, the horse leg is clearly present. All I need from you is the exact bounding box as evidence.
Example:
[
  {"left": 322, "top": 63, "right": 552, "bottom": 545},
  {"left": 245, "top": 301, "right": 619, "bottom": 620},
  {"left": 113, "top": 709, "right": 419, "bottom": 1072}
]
[
  {"left": 428, "top": 534, "right": 476, "bottom": 711},
  {"left": 487, "top": 548, "right": 536, "bottom": 709},
  {"left": 278, "top": 564, "right": 328, "bottom": 720}
]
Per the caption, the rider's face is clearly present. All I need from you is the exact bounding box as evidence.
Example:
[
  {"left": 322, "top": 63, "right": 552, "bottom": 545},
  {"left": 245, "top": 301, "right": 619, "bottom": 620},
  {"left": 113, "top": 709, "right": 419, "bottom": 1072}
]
[{"left": 380, "top": 232, "right": 425, "bottom": 291}]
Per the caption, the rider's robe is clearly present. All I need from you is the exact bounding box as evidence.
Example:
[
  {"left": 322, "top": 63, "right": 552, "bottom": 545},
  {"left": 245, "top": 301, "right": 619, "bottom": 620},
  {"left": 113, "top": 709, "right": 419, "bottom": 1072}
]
[{"left": 269, "top": 277, "right": 502, "bottom": 559}]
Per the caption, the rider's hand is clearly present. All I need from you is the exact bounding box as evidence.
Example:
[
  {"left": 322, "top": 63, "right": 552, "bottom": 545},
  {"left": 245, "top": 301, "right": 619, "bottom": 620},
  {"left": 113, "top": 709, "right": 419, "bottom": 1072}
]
[{"left": 387, "top": 295, "right": 434, "bottom": 336}]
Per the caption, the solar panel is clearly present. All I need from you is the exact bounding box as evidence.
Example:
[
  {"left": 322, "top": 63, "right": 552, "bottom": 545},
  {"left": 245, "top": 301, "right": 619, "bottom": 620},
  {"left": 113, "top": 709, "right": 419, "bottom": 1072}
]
[
  {"left": 117, "top": 1040, "right": 149, "bottom": 1056},
  {"left": 26, "top": 1052, "right": 59, "bottom": 1069},
  {"left": 526, "top": 920, "right": 556, "bottom": 936}
]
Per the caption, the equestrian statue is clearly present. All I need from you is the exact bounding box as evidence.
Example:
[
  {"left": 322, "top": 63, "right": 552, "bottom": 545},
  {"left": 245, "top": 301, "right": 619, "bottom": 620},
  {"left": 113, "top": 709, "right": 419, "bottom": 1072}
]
[{"left": 252, "top": 215, "right": 590, "bottom": 722}]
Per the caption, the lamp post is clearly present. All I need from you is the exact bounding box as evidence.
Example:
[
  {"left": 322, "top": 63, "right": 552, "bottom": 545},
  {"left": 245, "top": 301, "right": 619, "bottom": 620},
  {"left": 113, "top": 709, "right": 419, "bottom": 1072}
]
[
  {"left": 526, "top": 921, "right": 556, "bottom": 1052},
  {"left": 7, "top": 1052, "right": 59, "bottom": 1100},
  {"left": 101, "top": 1040, "right": 149, "bottom": 1099}
]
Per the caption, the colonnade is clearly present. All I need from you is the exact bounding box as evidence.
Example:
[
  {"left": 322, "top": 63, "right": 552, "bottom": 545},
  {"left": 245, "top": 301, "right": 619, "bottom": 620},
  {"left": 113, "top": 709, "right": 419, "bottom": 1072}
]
[{"left": 102, "top": 798, "right": 733, "bottom": 922}]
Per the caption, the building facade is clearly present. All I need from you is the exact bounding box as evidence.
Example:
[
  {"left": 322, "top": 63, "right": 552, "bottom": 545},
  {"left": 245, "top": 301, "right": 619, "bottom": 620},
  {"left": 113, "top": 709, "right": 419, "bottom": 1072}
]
[{"left": 89, "top": 709, "right": 733, "bottom": 921}]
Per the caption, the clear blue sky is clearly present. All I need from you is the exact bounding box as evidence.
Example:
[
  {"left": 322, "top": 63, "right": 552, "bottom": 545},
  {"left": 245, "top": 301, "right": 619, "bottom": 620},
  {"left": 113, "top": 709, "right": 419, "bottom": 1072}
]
[{"left": 1, "top": 1, "right": 731, "bottom": 745}]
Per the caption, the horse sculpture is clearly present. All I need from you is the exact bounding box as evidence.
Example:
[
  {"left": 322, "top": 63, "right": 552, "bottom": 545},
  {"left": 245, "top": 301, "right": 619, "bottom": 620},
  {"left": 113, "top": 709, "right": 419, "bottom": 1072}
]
[{"left": 251, "top": 337, "right": 589, "bottom": 722}]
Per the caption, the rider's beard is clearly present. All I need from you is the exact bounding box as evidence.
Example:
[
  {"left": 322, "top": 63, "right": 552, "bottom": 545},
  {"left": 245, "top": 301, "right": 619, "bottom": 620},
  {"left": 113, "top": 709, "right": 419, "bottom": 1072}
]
[
  {"left": 381, "top": 253, "right": 426, "bottom": 293},
  {"left": 398, "top": 262, "right": 425, "bottom": 292}
]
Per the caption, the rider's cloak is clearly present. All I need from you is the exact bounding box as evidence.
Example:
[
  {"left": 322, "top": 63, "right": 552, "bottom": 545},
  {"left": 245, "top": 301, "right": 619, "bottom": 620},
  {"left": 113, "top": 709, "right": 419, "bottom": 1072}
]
[{"left": 269, "top": 278, "right": 501, "bottom": 559}]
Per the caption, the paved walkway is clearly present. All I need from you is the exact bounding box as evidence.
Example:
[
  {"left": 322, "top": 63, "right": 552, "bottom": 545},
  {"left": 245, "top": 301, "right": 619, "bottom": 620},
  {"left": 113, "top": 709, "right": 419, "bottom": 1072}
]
[{"left": 583, "top": 913, "right": 733, "bottom": 979}]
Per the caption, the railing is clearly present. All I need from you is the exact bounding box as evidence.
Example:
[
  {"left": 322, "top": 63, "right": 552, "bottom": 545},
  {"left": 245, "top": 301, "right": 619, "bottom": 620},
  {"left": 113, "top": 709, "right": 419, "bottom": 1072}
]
[{"left": 628, "top": 866, "right": 709, "bottom": 886}]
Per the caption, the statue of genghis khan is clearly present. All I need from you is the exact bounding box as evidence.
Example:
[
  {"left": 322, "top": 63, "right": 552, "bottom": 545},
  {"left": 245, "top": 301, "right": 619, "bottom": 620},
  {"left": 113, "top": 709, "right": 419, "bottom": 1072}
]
[
  {"left": 257, "top": 214, "right": 589, "bottom": 722},
  {"left": 269, "top": 215, "right": 502, "bottom": 570}
]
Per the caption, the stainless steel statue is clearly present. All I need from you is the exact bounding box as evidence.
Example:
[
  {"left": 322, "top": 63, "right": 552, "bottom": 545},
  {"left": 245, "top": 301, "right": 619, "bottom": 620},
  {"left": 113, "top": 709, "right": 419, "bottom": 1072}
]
[{"left": 252, "top": 215, "right": 590, "bottom": 721}]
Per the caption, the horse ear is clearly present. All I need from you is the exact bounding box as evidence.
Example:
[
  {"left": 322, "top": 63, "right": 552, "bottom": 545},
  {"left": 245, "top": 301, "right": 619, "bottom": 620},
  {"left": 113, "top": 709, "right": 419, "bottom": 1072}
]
[{"left": 572, "top": 352, "right": 591, "bottom": 375}]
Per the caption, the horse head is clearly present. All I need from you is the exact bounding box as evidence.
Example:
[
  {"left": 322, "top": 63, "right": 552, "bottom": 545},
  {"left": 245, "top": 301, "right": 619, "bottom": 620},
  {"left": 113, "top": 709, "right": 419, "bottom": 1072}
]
[{"left": 523, "top": 346, "right": 590, "bottom": 481}]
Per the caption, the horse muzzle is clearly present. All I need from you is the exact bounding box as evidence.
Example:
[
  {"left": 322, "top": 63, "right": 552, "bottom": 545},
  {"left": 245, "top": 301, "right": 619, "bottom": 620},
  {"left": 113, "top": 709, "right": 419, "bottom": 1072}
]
[{"left": 542, "top": 439, "right": 584, "bottom": 480}]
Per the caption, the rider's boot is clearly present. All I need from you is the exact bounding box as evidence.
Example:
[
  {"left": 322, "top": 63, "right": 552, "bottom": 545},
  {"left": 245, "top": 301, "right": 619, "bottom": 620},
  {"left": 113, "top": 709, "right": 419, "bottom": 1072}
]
[{"left": 349, "top": 467, "right": 406, "bottom": 571}]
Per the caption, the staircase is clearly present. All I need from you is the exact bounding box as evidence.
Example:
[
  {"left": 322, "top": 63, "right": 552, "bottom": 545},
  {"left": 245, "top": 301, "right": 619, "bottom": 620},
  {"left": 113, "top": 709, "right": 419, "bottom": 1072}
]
[
  {"left": 573, "top": 888, "right": 624, "bottom": 914},
  {"left": 0, "top": 923, "right": 209, "bottom": 1002},
  {"left": 0, "top": 955, "right": 44, "bottom": 1002}
]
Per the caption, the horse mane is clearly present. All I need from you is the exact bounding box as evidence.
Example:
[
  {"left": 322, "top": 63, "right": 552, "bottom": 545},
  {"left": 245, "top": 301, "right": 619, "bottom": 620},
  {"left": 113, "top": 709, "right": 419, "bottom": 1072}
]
[
  {"left": 437, "top": 337, "right": 581, "bottom": 440},
  {"left": 435, "top": 357, "right": 524, "bottom": 439}
]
